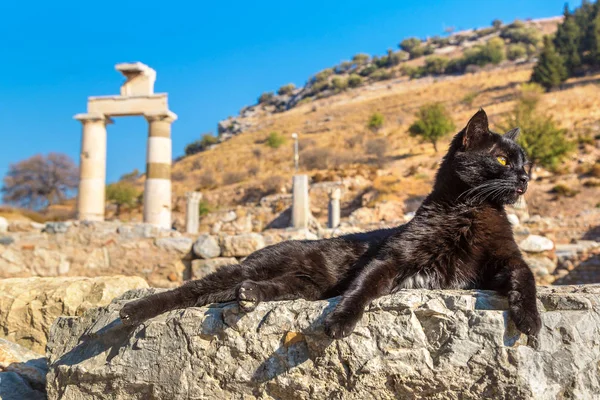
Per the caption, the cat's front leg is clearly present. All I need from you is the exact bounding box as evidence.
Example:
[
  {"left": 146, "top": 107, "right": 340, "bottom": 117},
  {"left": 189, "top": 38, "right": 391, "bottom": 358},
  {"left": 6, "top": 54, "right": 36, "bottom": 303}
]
[
  {"left": 324, "top": 259, "right": 397, "bottom": 339},
  {"left": 493, "top": 257, "right": 541, "bottom": 335}
]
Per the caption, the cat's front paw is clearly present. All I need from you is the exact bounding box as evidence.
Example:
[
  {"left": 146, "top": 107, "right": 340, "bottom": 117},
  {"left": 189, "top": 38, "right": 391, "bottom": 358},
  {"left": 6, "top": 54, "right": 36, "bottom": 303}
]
[
  {"left": 237, "top": 280, "right": 262, "bottom": 312},
  {"left": 119, "top": 300, "right": 148, "bottom": 326},
  {"left": 511, "top": 306, "right": 542, "bottom": 335},
  {"left": 324, "top": 310, "right": 360, "bottom": 339}
]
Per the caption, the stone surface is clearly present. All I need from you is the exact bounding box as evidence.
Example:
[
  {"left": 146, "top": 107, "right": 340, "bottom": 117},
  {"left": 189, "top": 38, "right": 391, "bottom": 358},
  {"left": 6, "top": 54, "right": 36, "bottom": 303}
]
[
  {"left": 192, "top": 234, "right": 221, "bottom": 259},
  {"left": 0, "top": 217, "right": 7, "bottom": 233},
  {"left": 0, "top": 276, "right": 148, "bottom": 353},
  {"left": 191, "top": 257, "right": 238, "bottom": 279},
  {"left": 0, "top": 338, "right": 47, "bottom": 400},
  {"left": 43, "top": 222, "right": 69, "bottom": 234},
  {"left": 47, "top": 285, "right": 600, "bottom": 399},
  {"left": 519, "top": 234, "right": 555, "bottom": 253},
  {"left": 0, "top": 236, "right": 14, "bottom": 246},
  {"left": 154, "top": 237, "right": 193, "bottom": 253},
  {"left": 221, "top": 233, "right": 266, "bottom": 257},
  {"left": 506, "top": 213, "right": 520, "bottom": 226}
]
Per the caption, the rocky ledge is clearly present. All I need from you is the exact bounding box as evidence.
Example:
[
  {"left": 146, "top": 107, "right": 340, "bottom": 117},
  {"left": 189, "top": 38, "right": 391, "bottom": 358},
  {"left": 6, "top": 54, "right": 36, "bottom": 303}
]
[{"left": 47, "top": 286, "right": 600, "bottom": 399}]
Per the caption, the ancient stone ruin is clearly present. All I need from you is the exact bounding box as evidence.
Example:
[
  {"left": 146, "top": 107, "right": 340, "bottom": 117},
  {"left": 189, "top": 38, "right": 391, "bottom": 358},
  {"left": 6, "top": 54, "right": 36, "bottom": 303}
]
[{"left": 74, "top": 62, "right": 177, "bottom": 229}]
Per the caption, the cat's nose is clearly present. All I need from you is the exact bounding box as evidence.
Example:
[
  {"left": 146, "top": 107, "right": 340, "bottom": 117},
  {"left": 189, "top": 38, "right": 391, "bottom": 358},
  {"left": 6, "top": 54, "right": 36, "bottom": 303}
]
[{"left": 518, "top": 175, "right": 529, "bottom": 185}]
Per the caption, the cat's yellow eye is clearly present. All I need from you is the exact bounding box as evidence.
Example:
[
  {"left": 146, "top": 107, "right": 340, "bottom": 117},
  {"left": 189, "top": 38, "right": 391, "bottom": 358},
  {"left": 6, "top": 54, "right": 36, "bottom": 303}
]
[{"left": 497, "top": 156, "right": 507, "bottom": 166}]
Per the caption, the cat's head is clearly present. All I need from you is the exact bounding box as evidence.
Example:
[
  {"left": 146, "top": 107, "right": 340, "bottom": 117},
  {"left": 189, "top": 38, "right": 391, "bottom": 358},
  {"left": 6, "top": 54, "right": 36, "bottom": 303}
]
[{"left": 438, "top": 109, "right": 529, "bottom": 205}]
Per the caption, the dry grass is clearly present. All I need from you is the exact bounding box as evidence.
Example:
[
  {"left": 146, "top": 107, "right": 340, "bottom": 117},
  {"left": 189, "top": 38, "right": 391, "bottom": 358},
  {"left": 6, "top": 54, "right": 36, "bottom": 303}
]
[{"left": 165, "top": 62, "right": 600, "bottom": 216}]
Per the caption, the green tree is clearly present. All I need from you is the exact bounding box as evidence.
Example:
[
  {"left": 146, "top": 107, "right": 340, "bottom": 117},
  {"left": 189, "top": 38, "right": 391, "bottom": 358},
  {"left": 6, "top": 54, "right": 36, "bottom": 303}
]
[
  {"left": 331, "top": 76, "right": 348, "bottom": 92},
  {"left": 506, "top": 43, "right": 527, "bottom": 60},
  {"left": 588, "top": 4, "right": 600, "bottom": 66},
  {"left": 531, "top": 36, "right": 568, "bottom": 90},
  {"left": 106, "top": 182, "right": 140, "bottom": 216},
  {"left": 499, "top": 83, "right": 573, "bottom": 173},
  {"left": 266, "top": 132, "right": 286, "bottom": 149},
  {"left": 367, "top": 112, "right": 385, "bottom": 132},
  {"left": 408, "top": 103, "right": 455, "bottom": 152},
  {"left": 492, "top": 19, "right": 503, "bottom": 29},
  {"left": 554, "top": 5, "right": 582, "bottom": 75}
]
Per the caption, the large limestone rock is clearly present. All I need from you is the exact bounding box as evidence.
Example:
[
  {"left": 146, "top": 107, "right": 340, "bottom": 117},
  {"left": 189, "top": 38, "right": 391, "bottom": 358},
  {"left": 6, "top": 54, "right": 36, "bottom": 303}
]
[
  {"left": 47, "top": 285, "right": 600, "bottom": 399},
  {"left": 221, "top": 233, "right": 266, "bottom": 257},
  {"left": 0, "top": 338, "right": 47, "bottom": 400},
  {"left": 0, "top": 276, "right": 148, "bottom": 353}
]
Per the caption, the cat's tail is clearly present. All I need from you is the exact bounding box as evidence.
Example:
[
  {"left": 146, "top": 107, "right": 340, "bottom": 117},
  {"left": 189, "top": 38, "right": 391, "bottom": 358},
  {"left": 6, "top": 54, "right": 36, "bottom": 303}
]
[{"left": 119, "top": 263, "right": 245, "bottom": 326}]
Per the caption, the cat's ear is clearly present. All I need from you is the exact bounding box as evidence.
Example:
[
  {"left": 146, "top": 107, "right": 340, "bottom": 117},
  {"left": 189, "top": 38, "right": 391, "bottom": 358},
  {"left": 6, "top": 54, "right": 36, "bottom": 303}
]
[
  {"left": 463, "top": 109, "right": 489, "bottom": 149},
  {"left": 504, "top": 127, "right": 520, "bottom": 141}
]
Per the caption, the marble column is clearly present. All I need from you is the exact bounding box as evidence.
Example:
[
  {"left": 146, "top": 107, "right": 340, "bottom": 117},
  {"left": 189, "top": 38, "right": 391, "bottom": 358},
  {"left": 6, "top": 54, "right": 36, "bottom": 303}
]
[
  {"left": 185, "top": 192, "right": 202, "bottom": 234},
  {"left": 74, "top": 113, "right": 112, "bottom": 221},
  {"left": 144, "top": 111, "right": 177, "bottom": 229},
  {"left": 292, "top": 175, "right": 310, "bottom": 229},
  {"left": 328, "top": 188, "right": 341, "bottom": 229}
]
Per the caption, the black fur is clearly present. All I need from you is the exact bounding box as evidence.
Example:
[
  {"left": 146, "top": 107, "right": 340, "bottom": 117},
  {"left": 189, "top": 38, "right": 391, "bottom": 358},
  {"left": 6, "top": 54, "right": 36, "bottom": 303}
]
[{"left": 120, "top": 109, "right": 541, "bottom": 338}]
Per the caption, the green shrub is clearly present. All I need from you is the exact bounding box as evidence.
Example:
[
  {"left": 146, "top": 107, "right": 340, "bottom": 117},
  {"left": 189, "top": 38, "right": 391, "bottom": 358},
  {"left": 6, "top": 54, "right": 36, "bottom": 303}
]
[
  {"left": 359, "top": 65, "right": 378, "bottom": 77},
  {"left": 184, "top": 134, "right": 219, "bottom": 156},
  {"left": 476, "top": 27, "right": 496, "bottom": 37},
  {"left": 401, "top": 64, "right": 424, "bottom": 79},
  {"left": 352, "top": 53, "right": 370, "bottom": 65},
  {"left": 370, "top": 69, "right": 393, "bottom": 81},
  {"left": 331, "top": 76, "right": 348, "bottom": 92},
  {"left": 551, "top": 184, "right": 579, "bottom": 197},
  {"left": 266, "top": 132, "right": 286, "bottom": 149},
  {"left": 423, "top": 56, "right": 449, "bottom": 75},
  {"left": 313, "top": 68, "right": 334, "bottom": 82},
  {"left": 492, "top": 19, "right": 503, "bottom": 29},
  {"left": 258, "top": 91, "right": 275, "bottom": 104},
  {"left": 367, "top": 112, "right": 385, "bottom": 132},
  {"left": 399, "top": 37, "right": 422, "bottom": 54},
  {"left": 335, "top": 61, "right": 354, "bottom": 74},
  {"left": 408, "top": 103, "right": 455, "bottom": 152},
  {"left": 277, "top": 83, "right": 296, "bottom": 96},
  {"left": 198, "top": 200, "right": 211, "bottom": 216},
  {"left": 500, "top": 21, "right": 542, "bottom": 46},
  {"left": 347, "top": 74, "right": 363, "bottom": 88},
  {"left": 506, "top": 43, "right": 528, "bottom": 60}
]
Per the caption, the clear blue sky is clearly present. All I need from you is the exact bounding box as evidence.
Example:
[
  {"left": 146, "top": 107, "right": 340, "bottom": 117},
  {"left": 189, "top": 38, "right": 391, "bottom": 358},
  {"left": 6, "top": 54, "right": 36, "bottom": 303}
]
[{"left": 0, "top": 0, "right": 580, "bottom": 187}]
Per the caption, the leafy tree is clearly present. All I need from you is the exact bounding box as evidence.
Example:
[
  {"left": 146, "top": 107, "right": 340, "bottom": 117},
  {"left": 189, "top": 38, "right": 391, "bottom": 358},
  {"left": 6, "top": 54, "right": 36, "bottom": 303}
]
[
  {"left": 313, "top": 68, "right": 334, "bottom": 82},
  {"left": 277, "top": 83, "right": 296, "bottom": 96},
  {"left": 589, "top": 4, "right": 600, "bottom": 67},
  {"left": 499, "top": 83, "right": 573, "bottom": 173},
  {"left": 266, "top": 132, "right": 286, "bottom": 149},
  {"left": 408, "top": 103, "right": 455, "bottom": 152},
  {"left": 106, "top": 181, "right": 140, "bottom": 216},
  {"left": 2, "top": 153, "right": 78, "bottom": 209},
  {"left": 492, "top": 19, "right": 503, "bottom": 29},
  {"left": 367, "top": 112, "right": 385, "bottom": 132},
  {"left": 184, "top": 133, "right": 218, "bottom": 156},
  {"left": 531, "top": 36, "right": 568, "bottom": 90},
  {"left": 554, "top": 5, "right": 582, "bottom": 74}
]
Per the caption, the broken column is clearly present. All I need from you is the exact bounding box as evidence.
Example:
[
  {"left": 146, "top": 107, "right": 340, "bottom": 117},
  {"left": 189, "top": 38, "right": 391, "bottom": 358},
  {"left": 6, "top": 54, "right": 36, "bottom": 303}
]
[
  {"left": 328, "top": 188, "right": 341, "bottom": 229},
  {"left": 144, "top": 111, "right": 177, "bottom": 229},
  {"left": 115, "top": 62, "right": 156, "bottom": 96},
  {"left": 292, "top": 175, "right": 310, "bottom": 229},
  {"left": 74, "top": 113, "right": 112, "bottom": 221},
  {"left": 185, "top": 192, "right": 202, "bottom": 234}
]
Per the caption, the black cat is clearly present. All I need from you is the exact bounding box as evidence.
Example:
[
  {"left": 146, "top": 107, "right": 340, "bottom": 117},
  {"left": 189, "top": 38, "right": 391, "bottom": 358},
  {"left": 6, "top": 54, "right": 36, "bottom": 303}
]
[{"left": 120, "top": 109, "right": 541, "bottom": 338}]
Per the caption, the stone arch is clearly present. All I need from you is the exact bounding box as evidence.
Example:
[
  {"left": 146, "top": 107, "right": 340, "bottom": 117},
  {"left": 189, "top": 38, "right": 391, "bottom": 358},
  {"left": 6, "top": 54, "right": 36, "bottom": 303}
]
[{"left": 74, "top": 62, "right": 176, "bottom": 228}]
